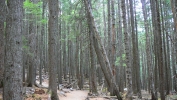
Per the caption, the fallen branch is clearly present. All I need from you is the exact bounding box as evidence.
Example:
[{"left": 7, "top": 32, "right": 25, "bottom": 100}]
[
  {"left": 64, "top": 80, "right": 78, "bottom": 88},
  {"left": 34, "top": 82, "right": 48, "bottom": 89}
]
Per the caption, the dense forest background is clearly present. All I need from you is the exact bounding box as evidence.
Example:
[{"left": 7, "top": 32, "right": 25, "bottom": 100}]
[{"left": 0, "top": 0, "right": 177, "bottom": 100}]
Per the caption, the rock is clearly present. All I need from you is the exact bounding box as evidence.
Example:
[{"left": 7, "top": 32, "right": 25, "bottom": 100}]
[{"left": 70, "top": 88, "right": 74, "bottom": 91}]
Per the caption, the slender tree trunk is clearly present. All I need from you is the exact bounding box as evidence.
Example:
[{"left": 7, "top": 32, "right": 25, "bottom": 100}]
[
  {"left": 117, "top": 0, "right": 124, "bottom": 92},
  {"left": 39, "top": 0, "right": 47, "bottom": 85},
  {"left": 75, "top": 25, "right": 80, "bottom": 89},
  {"left": 63, "top": 22, "right": 67, "bottom": 80},
  {"left": 110, "top": 0, "right": 116, "bottom": 96},
  {"left": 171, "top": 0, "right": 177, "bottom": 91},
  {"left": 27, "top": 0, "right": 39, "bottom": 87},
  {"left": 103, "top": 0, "right": 107, "bottom": 46},
  {"left": 107, "top": 0, "right": 111, "bottom": 62},
  {"left": 88, "top": 9, "right": 98, "bottom": 93},
  {"left": 48, "top": 0, "right": 59, "bottom": 99},
  {"left": 79, "top": 26, "right": 84, "bottom": 89},
  {"left": 134, "top": 4, "right": 141, "bottom": 98},
  {"left": 121, "top": 0, "right": 132, "bottom": 99},
  {"left": 151, "top": 0, "right": 165, "bottom": 99},
  {"left": 141, "top": 0, "right": 157, "bottom": 99},
  {"left": 58, "top": 5, "right": 62, "bottom": 84}
]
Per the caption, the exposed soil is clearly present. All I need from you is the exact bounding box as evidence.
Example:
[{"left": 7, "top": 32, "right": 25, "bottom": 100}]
[{"left": 59, "top": 90, "right": 88, "bottom": 100}]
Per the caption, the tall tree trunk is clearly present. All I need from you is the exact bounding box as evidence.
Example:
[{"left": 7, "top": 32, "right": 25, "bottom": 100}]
[
  {"left": 3, "top": 0, "right": 23, "bottom": 99},
  {"left": 134, "top": 4, "right": 141, "bottom": 98},
  {"left": 160, "top": 0, "right": 170, "bottom": 95},
  {"left": 63, "top": 22, "right": 67, "bottom": 80},
  {"left": 58, "top": 2, "right": 63, "bottom": 84},
  {"left": 75, "top": 25, "right": 80, "bottom": 89},
  {"left": 79, "top": 25, "right": 84, "bottom": 89},
  {"left": 39, "top": 0, "right": 47, "bottom": 85},
  {"left": 107, "top": 0, "right": 111, "bottom": 61},
  {"left": 117, "top": 0, "right": 124, "bottom": 92},
  {"left": 27, "top": 0, "right": 39, "bottom": 87},
  {"left": 141, "top": 0, "right": 157, "bottom": 99},
  {"left": 84, "top": 0, "right": 122, "bottom": 100},
  {"left": 48, "top": 0, "right": 59, "bottom": 99},
  {"left": 0, "top": 0, "right": 6, "bottom": 88},
  {"left": 150, "top": 0, "right": 165, "bottom": 99},
  {"left": 171, "top": 0, "right": 177, "bottom": 91},
  {"left": 150, "top": 0, "right": 159, "bottom": 98},
  {"left": 88, "top": 8, "right": 98, "bottom": 93},
  {"left": 121, "top": 0, "right": 132, "bottom": 99},
  {"left": 103, "top": 0, "right": 107, "bottom": 46},
  {"left": 129, "top": 0, "right": 140, "bottom": 97},
  {"left": 110, "top": 0, "right": 116, "bottom": 96}
]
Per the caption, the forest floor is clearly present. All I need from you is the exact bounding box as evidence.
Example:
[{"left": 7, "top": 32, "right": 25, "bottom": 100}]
[
  {"left": 0, "top": 76, "right": 177, "bottom": 100},
  {"left": 21, "top": 78, "right": 111, "bottom": 100}
]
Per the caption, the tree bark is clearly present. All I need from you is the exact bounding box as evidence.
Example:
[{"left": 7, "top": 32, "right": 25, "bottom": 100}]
[
  {"left": 79, "top": 26, "right": 84, "bottom": 89},
  {"left": 141, "top": 0, "right": 157, "bottom": 99},
  {"left": 3, "top": 0, "right": 23, "bottom": 99},
  {"left": 84, "top": 0, "right": 122, "bottom": 100},
  {"left": 27, "top": 0, "right": 39, "bottom": 87},
  {"left": 48, "top": 0, "right": 59, "bottom": 99},
  {"left": 150, "top": 0, "right": 165, "bottom": 99},
  {"left": 0, "top": 0, "right": 6, "bottom": 88},
  {"left": 121, "top": 0, "right": 133, "bottom": 99},
  {"left": 89, "top": 15, "right": 98, "bottom": 94},
  {"left": 171, "top": 0, "right": 177, "bottom": 92}
]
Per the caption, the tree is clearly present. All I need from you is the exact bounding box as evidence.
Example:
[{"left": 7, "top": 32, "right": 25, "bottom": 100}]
[
  {"left": 129, "top": 0, "right": 141, "bottom": 98},
  {"left": 150, "top": 0, "right": 165, "bottom": 99},
  {"left": 0, "top": 0, "right": 6, "bottom": 88},
  {"left": 25, "top": 0, "right": 40, "bottom": 87},
  {"left": 121, "top": 0, "right": 133, "bottom": 99},
  {"left": 40, "top": 0, "right": 48, "bottom": 85},
  {"left": 3, "top": 0, "right": 23, "bottom": 99},
  {"left": 87, "top": 0, "right": 98, "bottom": 94},
  {"left": 171, "top": 0, "right": 177, "bottom": 91},
  {"left": 48, "top": 0, "right": 59, "bottom": 99},
  {"left": 84, "top": 0, "right": 122, "bottom": 99},
  {"left": 141, "top": 0, "right": 157, "bottom": 99}
]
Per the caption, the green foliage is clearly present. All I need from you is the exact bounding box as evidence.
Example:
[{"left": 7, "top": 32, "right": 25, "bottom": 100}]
[
  {"left": 22, "top": 36, "right": 33, "bottom": 57},
  {"left": 22, "top": 36, "right": 29, "bottom": 52},
  {"left": 22, "top": 36, "right": 28, "bottom": 48},
  {"left": 115, "top": 57, "right": 120, "bottom": 66},
  {"left": 38, "top": 18, "right": 48, "bottom": 24},
  {"left": 23, "top": 0, "right": 42, "bottom": 15},
  {"left": 164, "top": 0, "right": 170, "bottom": 4},
  {"left": 67, "top": 32, "right": 77, "bottom": 41},
  {"left": 23, "top": 0, "right": 47, "bottom": 24},
  {"left": 115, "top": 54, "right": 126, "bottom": 67}
]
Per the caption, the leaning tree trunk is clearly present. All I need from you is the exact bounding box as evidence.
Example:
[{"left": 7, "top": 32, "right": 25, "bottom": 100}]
[
  {"left": 89, "top": 22, "right": 98, "bottom": 94},
  {"left": 84, "top": 0, "right": 122, "bottom": 100},
  {"left": 48, "top": 0, "right": 59, "bottom": 99},
  {"left": 3, "top": 0, "right": 23, "bottom": 99}
]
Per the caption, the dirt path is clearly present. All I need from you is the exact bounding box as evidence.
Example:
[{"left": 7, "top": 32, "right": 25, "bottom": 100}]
[{"left": 59, "top": 90, "right": 88, "bottom": 100}]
